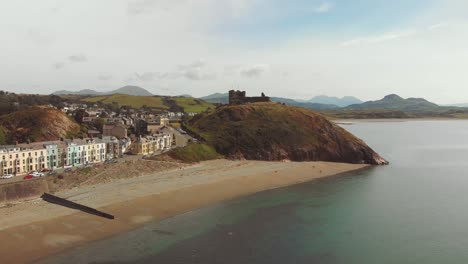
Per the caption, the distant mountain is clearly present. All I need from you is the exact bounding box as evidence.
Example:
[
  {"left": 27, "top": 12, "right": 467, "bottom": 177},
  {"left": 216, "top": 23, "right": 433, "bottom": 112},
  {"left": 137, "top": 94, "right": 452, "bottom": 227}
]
[
  {"left": 52, "top": 85, "right": 153, "bottom": 96},
  {"left": 309, "top": 95, "right": 363, "bottom": 107},
  {"left": 200, "top": 93, "right": 229, "bottom": 104},
  {"left": 346, "top": 94, "right": 439, "bottom": 111},
  {"left": 443, "top": 103, "right": 468, "bottom": 107},
  {"left": 52, "top": 89, "right": 100, "bottom": 96},
  {"left": 271, "top": 97, "right": 338, "bottom": 110},
  {"left": 110, "top": 86, "right": 153, "bottom": 96},
  {"left": 199, "top": 93, "right": 338, "bottom": 110}
]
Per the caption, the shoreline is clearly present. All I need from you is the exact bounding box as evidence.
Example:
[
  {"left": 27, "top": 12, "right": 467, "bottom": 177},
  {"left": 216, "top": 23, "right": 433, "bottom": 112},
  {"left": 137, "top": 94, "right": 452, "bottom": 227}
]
[{"left": 0, "top": 159, "right": 370, "bottom": 263}]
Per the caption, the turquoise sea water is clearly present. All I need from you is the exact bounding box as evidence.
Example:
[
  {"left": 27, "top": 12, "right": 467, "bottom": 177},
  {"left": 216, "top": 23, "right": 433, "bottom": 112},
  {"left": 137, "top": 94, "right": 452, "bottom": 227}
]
[{"left": 44, "top": 120, "right": 468, "bottom": 264}]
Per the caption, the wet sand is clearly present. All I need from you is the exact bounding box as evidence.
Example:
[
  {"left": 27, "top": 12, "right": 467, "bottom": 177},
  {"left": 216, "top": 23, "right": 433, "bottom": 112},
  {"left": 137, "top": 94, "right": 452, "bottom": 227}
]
[{"left": 0, "top": 159, "right": 369, "bottom": 263}]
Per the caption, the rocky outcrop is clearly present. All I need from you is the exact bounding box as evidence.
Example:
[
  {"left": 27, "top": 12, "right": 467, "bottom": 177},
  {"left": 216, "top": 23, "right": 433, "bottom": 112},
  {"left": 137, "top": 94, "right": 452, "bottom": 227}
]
[
  {"left": 188, "top": 102, "right": 388, "bottom": 165},
  {"left": 0, "top": 106, "right": 81, "bottom": 144}
]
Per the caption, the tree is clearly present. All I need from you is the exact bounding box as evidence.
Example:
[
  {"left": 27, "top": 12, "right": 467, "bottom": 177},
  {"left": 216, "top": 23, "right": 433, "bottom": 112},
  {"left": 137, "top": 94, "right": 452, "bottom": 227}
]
[
  {"left": 92, "top": 118, "right": 106, "bottom": 132},
  {"left": 0, "top": 126, "right": 7, "bottom": 145},
  {"left": 74, "top": 109, "right": 88, "bottom": 123}
]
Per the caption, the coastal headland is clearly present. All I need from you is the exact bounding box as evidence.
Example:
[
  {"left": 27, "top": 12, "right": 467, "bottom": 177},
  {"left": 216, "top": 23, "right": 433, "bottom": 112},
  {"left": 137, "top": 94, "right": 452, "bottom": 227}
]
[{"left": 0, "top": 159, "right": 368, "bottom": 263}]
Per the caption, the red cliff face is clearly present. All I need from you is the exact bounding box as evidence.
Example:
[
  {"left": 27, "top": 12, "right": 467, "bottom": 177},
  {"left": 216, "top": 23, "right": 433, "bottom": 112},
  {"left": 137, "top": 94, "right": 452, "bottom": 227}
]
[
  {"left": 0, "top": 106, "right": 81, "bottom": 144},
  {"left": 188, "top": 103, "right": 388, "bottom": 165}
]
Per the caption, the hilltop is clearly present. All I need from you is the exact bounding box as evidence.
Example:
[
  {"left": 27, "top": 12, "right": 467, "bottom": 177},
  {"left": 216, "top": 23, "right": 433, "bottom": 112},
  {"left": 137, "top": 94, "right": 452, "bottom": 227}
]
[
  {"left": 52, "top": 85, "right": 153, "bottom": 97},
  {"left": 186, "top": 102, "right": 387, "bottom": 165},
  {"left": 0, "top": 106, "right": 83, "bottom": 144},
  {"left": 82, "top": 94, "right": 214, "bottom": 113},
  {"left": 347, "top": 94, "right": 439, "bottom": 111}
]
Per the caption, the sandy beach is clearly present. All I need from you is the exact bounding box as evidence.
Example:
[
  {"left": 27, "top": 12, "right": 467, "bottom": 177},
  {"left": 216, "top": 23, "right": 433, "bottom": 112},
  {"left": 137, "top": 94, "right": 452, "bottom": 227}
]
[{"left": 0, "top": 159, "right": 368, "bottom": 263}]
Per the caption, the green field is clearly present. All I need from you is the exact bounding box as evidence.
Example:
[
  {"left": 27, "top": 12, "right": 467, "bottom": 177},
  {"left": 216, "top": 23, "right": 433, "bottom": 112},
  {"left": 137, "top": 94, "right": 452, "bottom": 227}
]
[
  {"left": 82, "top": 94, "right": 213, "bottom": 113},
  {"left": 170, "top": 97, "right": 214, "bottom": 113}
]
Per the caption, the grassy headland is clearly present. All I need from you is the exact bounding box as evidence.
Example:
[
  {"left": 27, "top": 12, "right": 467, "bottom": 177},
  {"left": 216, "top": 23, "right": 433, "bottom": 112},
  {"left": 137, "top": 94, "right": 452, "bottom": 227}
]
[{"left": 186, "top": 102, "right": 387, "bottom": 165}]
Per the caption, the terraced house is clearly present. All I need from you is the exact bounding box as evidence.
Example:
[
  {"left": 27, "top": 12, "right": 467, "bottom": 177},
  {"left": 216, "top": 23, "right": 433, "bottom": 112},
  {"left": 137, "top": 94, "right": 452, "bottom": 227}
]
[
  {"left": 64, "top": 139, "right": 106, "bottom": 167},
  {"left": 0, "top": 138, "right": 109, "bottom": 176},
  {"left": 130, "top": 133, "right": 172, "bottom": 155},
  {"left": 0, "top": 145, "right": 48, "bottom": 176}
]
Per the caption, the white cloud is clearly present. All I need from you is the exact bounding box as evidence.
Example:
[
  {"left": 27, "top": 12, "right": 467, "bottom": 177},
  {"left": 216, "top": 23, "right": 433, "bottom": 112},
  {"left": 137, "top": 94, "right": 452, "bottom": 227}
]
[
  {"left": 53, "top": 62, "right": 65, "bottom": 70},
  {"left": 68, "top": 54, "right": 87, "bottom": 63},
  {"left": 313, "top": 2, "right": 334, "bottom": 13},
  {"left": 341, "top": 30, "right": 416, "bottom": 46},
  {"left": 427, "top": 22, "right": 450, "bottom": 31},
  {"left": 240, "top": 64, "right": 270, "bottom": 78}
]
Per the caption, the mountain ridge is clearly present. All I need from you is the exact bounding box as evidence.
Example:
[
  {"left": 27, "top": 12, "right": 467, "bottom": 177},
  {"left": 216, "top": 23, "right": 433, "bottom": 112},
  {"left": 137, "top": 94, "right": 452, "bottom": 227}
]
[
  {"left": 52, "top": 85, "right": 153, "bottom": 96},
  {"left": 308, "top": 95, "right": 363, "bottom": 107}
]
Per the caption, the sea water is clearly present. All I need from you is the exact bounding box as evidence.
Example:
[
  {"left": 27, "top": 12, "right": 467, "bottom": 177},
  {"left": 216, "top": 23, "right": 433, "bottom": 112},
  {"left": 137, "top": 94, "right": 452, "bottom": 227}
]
[{"left": 44, "top": 120, "right": 468, "bottom": 264}]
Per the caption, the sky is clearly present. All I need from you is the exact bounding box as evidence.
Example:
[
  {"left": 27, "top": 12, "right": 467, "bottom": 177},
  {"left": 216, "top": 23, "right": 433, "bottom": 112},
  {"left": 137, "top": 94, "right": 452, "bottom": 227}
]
[{"left": 1, "top": 0, "right": 468, "bottom": 103}]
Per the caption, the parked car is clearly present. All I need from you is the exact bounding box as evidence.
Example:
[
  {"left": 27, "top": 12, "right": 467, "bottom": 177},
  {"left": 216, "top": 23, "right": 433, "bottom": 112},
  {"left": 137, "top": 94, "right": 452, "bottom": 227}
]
[
  {"left": 30, "top": 171, "right": 45, "bottom": 177},
  {"left": 41, "top": 168, "right": 51, "bottom": 172},
  {"left": 47, "top": 171, "right": 57, "bottom": 176},
  {"left": 23, "top": 175, "right": 34, "bottom": 180},
  {"left": 0, "top": 174, "right": 14, "bottom": 179},
  {"left": 64, "top": 168, "right": 72, "bottom": 172}
]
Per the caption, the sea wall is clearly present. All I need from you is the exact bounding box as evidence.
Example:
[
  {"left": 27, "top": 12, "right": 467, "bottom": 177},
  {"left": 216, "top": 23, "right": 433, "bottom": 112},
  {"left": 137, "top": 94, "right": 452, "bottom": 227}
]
[{"left": 0, "top": 179, "right": 49, "bottom": 204}]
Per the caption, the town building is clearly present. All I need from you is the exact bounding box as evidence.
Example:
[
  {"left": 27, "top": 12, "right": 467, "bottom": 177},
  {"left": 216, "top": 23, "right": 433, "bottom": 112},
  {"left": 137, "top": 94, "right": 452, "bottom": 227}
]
[
  {"left": 0, "top": 145, "right": 48, "bottom": 176},
  {"left": 103, "top": 123, "right": 127, "bottom": 139},
  {"left": 130, "top": 133, "right": 172, "bottom": 155}
]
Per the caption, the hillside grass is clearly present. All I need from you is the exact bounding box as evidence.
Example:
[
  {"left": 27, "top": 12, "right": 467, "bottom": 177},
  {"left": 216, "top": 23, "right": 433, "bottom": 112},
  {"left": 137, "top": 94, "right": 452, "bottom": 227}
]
[
  {"left": 83, "top": 94, "right": 169, "bottom": 110},
  {"left": 170, "top": 97, "right": 213, "bottom": 113},
  {"left": 165, "top": 143, "right": 220, "bottom": 163},
  {"left": 186, "top": 102, "right": 325, "bottom": 156},
  {"left": 82, "top": 94, "right": 214, "bottom": 113}
]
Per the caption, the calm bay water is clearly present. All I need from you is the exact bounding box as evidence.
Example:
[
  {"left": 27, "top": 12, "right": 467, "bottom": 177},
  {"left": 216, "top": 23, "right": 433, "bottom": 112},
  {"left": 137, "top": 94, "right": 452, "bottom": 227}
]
[{"left": 44, "top": 120, "right": 468, "bottom": 264}]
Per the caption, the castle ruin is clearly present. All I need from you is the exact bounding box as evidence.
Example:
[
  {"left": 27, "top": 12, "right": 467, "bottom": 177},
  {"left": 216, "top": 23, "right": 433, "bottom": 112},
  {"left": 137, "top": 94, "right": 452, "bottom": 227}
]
[{"left": 228, "top": 90, "right": 271, "bottom": 105}]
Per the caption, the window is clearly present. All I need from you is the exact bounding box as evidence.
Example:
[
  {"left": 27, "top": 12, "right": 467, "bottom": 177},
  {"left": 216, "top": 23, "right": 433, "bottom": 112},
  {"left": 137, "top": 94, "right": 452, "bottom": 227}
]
[
  {"left": 52, "top": 150, "right": 55, "bottom": 154},
  {"left": 9, "top": 155, "right": 12, "bottom": 159},
  {"left": 35, "top": 152, "right": 37, "bottom": 156},
  {"left": 22, "top": 153, "right": 25, "bottom": 157},
  {"left": 28, "top": 153, "right": 31, "bottom": 157},
  {"left": 9, "top": 161, "right": 12, "bottom": 166},
  {"left": 16, "top": 154, "right": 18, "bottom": 158},
  {"left": 41, "top": 151, "right": 43, "bottom": 155}
]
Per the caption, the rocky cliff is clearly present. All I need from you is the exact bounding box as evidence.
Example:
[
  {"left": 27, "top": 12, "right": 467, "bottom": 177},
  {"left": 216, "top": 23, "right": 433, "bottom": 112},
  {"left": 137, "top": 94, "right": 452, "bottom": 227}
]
[
  {"left": 187, "top": 103, "right": 388, "bottom": 165},
  {"left": 0, "top": 106, "right": 82, "bottom": 144}
]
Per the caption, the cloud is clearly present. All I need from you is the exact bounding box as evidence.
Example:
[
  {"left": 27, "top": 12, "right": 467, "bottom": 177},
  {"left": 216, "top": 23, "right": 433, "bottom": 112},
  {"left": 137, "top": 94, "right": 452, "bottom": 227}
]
[
  {"left": 313, "top": 2, "right": 334, "bottom": 13},
  {"left": 341, "top": 30, "right": 416, "bottom": 46},
  {"left": 240, "top": 64, "right": 270, "bottom": 78},
  {"left": 427, "top": 22, "right": 450, "bottom": 31},
  {"left": 53, "top": 62, "right": 65, "bottom": 69},
  {"left": 127, "top": 0, "right": 186, "bottom": 15},
  {"left": 98, "top": 73, "right": 113, "bottom": 81},
  {"left": 68, "top": 54, "right": 87, "bottom": 63},
  {"left": 131, "top": 60, "right": 216, "bottom": 82},
  {"left": 184, "top": 70, "right": 216, "bottom": 80}
]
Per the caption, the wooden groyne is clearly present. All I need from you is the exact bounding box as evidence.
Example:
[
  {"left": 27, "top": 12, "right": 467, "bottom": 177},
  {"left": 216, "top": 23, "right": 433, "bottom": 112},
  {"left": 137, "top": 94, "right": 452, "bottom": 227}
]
[{"left": 41, "top": 193, "right": 115, "bottom": 220}]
